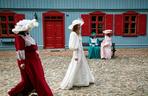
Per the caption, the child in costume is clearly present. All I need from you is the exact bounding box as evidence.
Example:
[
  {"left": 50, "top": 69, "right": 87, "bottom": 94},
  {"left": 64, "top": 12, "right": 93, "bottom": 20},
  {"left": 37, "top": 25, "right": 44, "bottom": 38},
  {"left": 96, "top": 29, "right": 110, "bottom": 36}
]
[{"left": 100, "top": 30, "right": 112, "bottom": 59}]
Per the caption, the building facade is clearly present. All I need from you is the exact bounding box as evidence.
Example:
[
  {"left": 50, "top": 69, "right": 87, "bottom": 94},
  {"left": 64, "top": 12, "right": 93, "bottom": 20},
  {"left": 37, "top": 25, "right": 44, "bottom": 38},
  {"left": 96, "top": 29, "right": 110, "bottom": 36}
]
[{"left": 0, "top": 0, "right": 148, "bottom": 49}]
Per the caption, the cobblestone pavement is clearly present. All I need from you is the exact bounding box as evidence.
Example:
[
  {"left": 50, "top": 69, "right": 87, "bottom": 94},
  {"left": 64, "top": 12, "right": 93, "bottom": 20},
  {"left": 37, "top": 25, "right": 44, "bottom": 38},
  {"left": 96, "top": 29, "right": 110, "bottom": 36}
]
[{"left": 0, "top": 48, "right": 148, "bottom": 96}]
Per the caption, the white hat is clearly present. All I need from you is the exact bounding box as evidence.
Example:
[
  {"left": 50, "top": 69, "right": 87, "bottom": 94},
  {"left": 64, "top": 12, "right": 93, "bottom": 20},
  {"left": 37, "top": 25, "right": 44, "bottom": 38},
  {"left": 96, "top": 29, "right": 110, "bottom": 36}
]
[
  {"left": 68, "top": 18, "right": 84, "bottom": 30},
  {"left": 12, "top": 19, "right": 39, "bottom": 34},
  {"left": 103, "top": 29, "right": 112, "bottom": 34}
]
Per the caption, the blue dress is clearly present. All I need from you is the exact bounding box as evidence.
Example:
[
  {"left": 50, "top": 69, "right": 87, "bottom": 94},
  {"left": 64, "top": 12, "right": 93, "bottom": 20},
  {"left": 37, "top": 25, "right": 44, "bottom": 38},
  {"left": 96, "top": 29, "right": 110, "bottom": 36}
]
[{"left": 88, "top": 37, "right": 100, "bottom": 59}]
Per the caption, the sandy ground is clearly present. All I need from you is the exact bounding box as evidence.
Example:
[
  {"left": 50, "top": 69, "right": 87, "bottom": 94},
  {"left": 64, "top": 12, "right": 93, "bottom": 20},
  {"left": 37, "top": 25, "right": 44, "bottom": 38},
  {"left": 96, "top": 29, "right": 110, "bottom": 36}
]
[{"left": 0, "top": 48, "right": 148, "bottom": 96}]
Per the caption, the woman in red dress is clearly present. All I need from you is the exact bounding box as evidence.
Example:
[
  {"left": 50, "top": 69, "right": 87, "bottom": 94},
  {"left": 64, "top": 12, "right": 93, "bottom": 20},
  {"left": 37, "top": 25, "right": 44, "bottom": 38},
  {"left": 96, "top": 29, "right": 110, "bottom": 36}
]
[{"left": 8, "top": 19, "right": 53, "bottom": 96}]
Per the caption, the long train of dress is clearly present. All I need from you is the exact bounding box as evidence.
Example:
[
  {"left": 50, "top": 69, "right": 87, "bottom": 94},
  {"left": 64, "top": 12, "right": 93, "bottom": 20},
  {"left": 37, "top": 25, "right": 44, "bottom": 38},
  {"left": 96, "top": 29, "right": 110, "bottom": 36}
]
[{"left": 60, "top": 32, "right": 94, "bottom": 89}]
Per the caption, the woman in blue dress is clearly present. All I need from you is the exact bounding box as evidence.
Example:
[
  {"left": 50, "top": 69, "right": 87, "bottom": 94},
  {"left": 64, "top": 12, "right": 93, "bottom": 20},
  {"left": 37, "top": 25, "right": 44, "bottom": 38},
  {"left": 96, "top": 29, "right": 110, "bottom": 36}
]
[{"left": 88, "top": 33, "right": 100, "bottom": 59}]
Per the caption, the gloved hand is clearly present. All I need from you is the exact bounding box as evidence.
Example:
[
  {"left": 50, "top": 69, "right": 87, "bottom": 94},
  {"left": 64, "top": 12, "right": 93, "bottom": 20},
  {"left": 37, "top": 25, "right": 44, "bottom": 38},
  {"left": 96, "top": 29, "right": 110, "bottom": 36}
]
[{"left": 20, "top": 64, "right": 25, "bottom": 69}]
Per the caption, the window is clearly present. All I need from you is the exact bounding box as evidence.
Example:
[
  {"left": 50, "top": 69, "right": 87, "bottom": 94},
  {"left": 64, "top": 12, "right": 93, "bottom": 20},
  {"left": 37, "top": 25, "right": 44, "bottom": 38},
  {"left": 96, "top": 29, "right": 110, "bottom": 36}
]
[
  {"left": 0, "top": 14, "right": 15, "bottom": 37},
  {"left": 124, "top": 15, "right": 137, "bottom": 35},
  {"left": 81, "top": 11, "right": 113, "bottom": 36},
  {"left": 0, "top": 11, "right": 25, "bottom": 38},
  {"left": 91, "top": 15, "right": 104, "bottom": 36},
  {"left": 115, "top": 11, "right": 147, "bottom": 36},
  {"left": 44, "top": 16, "right": 63, "bottom": 21}
]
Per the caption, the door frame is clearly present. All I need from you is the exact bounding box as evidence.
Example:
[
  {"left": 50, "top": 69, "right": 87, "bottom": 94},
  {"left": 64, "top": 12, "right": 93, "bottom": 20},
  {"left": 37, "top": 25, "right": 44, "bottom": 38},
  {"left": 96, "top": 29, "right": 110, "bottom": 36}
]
[{"left": 42, "top": 10, "right": 65, "bottom": 49}]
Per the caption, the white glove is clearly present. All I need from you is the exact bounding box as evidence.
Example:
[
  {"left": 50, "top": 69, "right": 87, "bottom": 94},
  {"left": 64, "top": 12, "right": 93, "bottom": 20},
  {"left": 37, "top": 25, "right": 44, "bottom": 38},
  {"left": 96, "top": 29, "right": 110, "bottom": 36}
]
[{"left": 16, "top": 50, "right": 25, "bottom": 60}]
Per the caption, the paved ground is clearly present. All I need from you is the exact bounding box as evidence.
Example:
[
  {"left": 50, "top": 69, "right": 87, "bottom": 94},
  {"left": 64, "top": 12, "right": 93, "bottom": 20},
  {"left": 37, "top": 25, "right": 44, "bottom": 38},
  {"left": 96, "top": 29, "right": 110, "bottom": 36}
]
[{"left": 0, "top": 48, "right": 148, "bottom": 96}]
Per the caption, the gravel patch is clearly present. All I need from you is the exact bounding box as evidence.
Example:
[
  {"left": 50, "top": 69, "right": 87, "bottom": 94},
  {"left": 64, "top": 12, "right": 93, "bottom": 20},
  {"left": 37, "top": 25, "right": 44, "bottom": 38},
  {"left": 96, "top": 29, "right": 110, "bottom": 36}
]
[{"left": 0, "top": 48, "right": 148, "bottom": 96}]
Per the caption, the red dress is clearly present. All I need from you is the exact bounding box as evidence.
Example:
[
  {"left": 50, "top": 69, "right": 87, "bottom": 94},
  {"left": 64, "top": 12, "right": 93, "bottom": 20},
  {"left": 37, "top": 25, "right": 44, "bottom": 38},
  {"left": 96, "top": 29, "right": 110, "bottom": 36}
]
[{"left": 8, "top": 34, "right": 53, "bottom": 96}]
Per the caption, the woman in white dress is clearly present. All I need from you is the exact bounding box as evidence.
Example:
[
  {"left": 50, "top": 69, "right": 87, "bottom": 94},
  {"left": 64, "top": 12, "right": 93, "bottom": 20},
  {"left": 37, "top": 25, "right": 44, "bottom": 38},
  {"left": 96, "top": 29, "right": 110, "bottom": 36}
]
[
  {"left": 101, "top": 29, "right": 112, "bottom": 59},
  {"left": 60, "top": 19, "right": 94, "bottom": 89}
]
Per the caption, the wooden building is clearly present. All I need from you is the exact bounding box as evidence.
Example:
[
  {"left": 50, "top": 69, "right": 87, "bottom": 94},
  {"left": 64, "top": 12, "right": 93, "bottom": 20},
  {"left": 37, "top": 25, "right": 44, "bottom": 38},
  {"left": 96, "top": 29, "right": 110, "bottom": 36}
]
[{"left": 0, "top": 0, "right": 148, "bottom": 49}]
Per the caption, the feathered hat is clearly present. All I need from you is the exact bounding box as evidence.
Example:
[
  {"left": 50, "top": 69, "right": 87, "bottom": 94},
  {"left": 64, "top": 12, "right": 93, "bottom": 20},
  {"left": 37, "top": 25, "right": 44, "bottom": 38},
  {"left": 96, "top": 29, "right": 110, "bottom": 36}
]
[{"left": 12, "top": 19, "right": 39, "bottom": 34}]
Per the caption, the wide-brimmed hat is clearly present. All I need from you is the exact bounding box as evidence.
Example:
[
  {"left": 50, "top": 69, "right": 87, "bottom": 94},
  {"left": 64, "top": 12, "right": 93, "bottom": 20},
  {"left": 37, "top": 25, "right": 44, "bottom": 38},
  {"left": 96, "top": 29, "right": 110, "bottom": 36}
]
[
  {"left": 12, "top": 19, "right": 39, "bottom": 34},
  {"left": 103, "top": 29, "right": 112, "bottom": 34},
  {"left": 68, "top": 18, "right": 84, "bottom": 30}
]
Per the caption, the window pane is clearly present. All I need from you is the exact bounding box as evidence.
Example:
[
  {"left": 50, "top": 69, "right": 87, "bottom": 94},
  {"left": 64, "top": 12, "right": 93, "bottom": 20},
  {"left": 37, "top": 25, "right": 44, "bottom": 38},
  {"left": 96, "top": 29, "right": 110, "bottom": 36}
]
[
  {"left": 8, "top": 16, "right": 14, "bottom": 21},
  {"left": 91, "top": 23, "right": 96, "bottom": 28},
  {"left": 45, "top": 16, "right": 50, "bottom": 19},
  {"left": 0, "top": 16, "right": 6, "bottom": 21},
  {"left": 8, "top": 23, "right": 14, "bottom": 29},
  {"left": 131, "top": 23, "right": 136, "bottom": 29},
  {"left": 125, "top": 16, "right": 129, "bottom": 22},
  {"left": 131, "top": 29, "right": 135, "bottom": 33},
  {"left": 91, "top": 16, "right": 96, "bottom": 21},
  {"left": 98, "top": 24, "right": 103, "bottom": 28},
  {"left": 91, "top": 29, "right": 96, "bottom": 33},
  {"left": 8, "top": 23, "right": 15, "bottom": 34},
  {"left": 124, "top": 29, "right": 128, "bottom": 34},
  {"left": 1, "top": 23, "right": 6, "bottom": 29},
  {"left": 57, "top": 16, "right": 62, "bottom": 19},
  {"left": 131, "top": 16, "right": 136, "bottom": 22},
  {"left": 9, "top": 30, "right": 13, "bottom": 34},
  {"left": 2, "top": 30, "right": 7, "bottom": 34},
  {"left": 98, "top": 29, "right": 103, "bottom": 34},
  {"left": 124, "top": 23, "right": 129, "bottom": 29},
  {"left": 98, "top": 16, "right": 103, "bottom": 22},
  {"left": 51, "top": 16, "right": 56, "bottom": 19}
]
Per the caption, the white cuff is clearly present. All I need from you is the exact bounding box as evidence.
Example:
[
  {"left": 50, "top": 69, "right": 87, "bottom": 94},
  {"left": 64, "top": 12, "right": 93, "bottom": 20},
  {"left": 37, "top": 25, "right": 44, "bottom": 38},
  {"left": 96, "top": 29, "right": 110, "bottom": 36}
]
[{"left": 16, "top": 50, "right": 25, "bottom": 60}]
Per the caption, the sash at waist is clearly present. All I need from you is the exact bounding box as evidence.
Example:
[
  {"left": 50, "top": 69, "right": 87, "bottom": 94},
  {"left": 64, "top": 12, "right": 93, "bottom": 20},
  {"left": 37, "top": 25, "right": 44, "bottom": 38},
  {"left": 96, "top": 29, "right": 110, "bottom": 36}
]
[{"left": 25, "top": 45, "right": 38, "bottom": 52}]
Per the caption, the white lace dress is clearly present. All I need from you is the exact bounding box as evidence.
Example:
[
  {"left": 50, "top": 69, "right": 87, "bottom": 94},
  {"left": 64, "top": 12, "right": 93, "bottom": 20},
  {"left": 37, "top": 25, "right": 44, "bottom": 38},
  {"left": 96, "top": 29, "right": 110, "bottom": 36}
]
[
  {"left": 101, "top": 35, "right": 112, "bottom": 59},
  {"left": 60, "top": 31, "right": 94, "bottom": 89}
]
